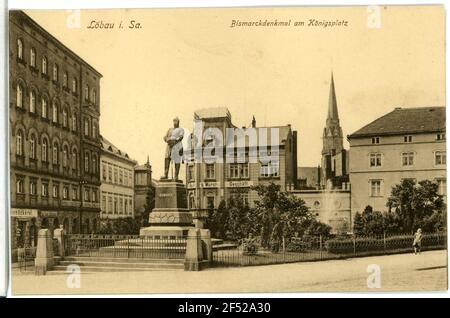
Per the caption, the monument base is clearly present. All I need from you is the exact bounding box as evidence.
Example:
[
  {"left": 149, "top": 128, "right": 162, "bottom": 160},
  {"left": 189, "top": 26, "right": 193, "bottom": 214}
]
[{"left": 139, "top": 225, "right": 192, "bottom": 239}]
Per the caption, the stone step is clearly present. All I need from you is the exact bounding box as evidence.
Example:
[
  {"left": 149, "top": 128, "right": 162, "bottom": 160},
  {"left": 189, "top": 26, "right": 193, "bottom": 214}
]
[
  {"left": 57, "top": 260, "right": 183, "bottom": 270},
  {"left": 51, "top": 265, "right": 180, "bottom": 273},
  {"left": 63, "top": 256, "right": 184, "bottom": 264}
]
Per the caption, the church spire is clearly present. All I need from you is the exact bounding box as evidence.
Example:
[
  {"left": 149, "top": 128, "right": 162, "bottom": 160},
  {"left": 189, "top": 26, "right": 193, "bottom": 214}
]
[{"left": 327, "top": 72, "right": 339, "bottom": 121}]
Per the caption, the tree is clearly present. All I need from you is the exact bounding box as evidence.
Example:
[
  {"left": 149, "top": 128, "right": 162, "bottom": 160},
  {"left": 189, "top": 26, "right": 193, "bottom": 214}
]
[
  {"left": 352, "top": 212, "right": 364, "bottom": 235},
  {"left": 226, "top": 192, "right": 250, "bottom": 240},
  {"left": 207, "top": 200, "right": 228, "bottom": 239},
  {"left": 387, "top": 179, "right": 445, "bottom": 233}
]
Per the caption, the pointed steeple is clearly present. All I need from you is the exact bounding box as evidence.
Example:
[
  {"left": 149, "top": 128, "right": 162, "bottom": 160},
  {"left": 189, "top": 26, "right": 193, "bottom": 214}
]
[{"left": 327, "top": 72, "right": 339, "bottom": 121}]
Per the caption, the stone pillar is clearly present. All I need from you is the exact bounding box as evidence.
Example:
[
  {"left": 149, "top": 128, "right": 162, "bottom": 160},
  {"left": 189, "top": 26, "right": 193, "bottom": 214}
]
[
  {"left": 184, "top": 228, "right": 208, "bottom": 271},
  {"left": 53, "top": 228, "right": 65, "bottom": 257},
  {"left": 200, "top": 229, "right": 212, "bottom": 262},
  {"left": 34, "top": 229, "right": 54, "bottom": 275}
]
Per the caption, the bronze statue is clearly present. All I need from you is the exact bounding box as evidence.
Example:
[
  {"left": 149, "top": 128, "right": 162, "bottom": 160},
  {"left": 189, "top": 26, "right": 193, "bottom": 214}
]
[{"left": 163, "top": 117, "right": 184, "bottom": 179}]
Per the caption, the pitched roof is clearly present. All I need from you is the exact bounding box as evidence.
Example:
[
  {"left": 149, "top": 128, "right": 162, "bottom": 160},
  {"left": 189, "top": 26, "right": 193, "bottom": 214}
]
[
  {"left": 100, "top": 135, "right": 137, "bottom": 164},
  {"left": 328, "top": 73, "right": 339, "bottom": 120},
  {"left": 348, "top": 107, "right": 446, "bottom": 138}
]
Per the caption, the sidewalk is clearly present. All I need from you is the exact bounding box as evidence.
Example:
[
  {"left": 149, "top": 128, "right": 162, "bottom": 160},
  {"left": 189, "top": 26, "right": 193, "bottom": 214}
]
[{"left": 11, "top": 250, "right": 447, "bottom": 295}]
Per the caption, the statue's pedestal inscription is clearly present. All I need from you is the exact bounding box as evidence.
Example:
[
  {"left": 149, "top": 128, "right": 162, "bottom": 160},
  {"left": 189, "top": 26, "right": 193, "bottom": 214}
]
[{"left": 140, "top": 179, "right": 193, "bottom": 238}]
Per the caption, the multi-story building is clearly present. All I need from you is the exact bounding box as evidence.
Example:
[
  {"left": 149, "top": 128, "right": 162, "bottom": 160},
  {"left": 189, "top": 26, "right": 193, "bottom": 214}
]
[
  {"left": 9, "top": 10, "right": 102, "bottom": 253},
  {"left": 347, "top": 106, "right": 446, "bottom": 216},
  {"left": 134, "top": 157, "right": 155, "bottom": 224},
  {"left": 185, "top": 107, "right": 298, "bottom": 227},
  {"left": 100, "top": 136, "right": 136, "bottom": 219}
]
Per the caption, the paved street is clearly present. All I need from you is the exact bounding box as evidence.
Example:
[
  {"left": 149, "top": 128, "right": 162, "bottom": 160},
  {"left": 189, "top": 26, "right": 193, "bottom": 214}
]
[{"left": 11, "top": 250, "right": 447, "bottom": 295}]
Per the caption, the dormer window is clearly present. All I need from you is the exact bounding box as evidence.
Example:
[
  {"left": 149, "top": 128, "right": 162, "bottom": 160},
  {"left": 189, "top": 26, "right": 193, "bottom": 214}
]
[
  {"left": 436, "top": 133, "right": 446, "bottom": 141},
  {"left": 404, "top": 135, "right": 412, "bottom": 143},
  {"left": 371, "top": 137, "right": 380, "bottom": 144}
]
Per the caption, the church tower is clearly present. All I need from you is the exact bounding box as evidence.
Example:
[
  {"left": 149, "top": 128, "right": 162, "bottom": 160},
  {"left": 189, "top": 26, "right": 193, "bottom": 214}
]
[{"left": 321, "top": 73, "right": 345, "bottom": 187}]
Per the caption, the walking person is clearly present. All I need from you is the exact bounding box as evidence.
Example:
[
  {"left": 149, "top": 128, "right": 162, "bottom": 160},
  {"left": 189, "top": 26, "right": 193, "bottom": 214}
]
[{"left": 413, "top": 228, "right": 423, "bottom": 255}]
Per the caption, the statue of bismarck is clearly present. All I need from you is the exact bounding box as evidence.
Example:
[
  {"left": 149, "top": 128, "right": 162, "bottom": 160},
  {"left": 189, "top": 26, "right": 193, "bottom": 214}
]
[{"left": 163, "top": 117, "right": 184, "bottom": 180}]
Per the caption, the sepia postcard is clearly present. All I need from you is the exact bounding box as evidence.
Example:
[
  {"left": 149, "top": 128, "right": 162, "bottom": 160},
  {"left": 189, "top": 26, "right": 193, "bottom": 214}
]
[{"left": 4, "top": 4, "right": 448, "bottom": 297}]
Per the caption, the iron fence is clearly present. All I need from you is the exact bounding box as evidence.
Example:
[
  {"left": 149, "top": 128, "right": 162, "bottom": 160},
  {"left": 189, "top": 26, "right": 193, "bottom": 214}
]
[
  {"left": 64, "top": 234, "right": 187, "bottom": 259},
  {"left": 212, "top": 232, "right": 447, "bottom": 267},
  {"left": 16, "top": 246, "right": 37, "bottom": 272}
]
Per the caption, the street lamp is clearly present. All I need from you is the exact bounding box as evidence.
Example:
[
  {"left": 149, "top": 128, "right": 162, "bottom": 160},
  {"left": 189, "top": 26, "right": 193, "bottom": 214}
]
[{"left": 79, "top": 180, "right": 88, "bottom": 234}]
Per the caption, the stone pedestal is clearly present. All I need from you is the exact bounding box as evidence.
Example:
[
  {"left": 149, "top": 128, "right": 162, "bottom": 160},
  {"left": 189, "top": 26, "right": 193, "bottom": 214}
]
[
  {"left": 34, "top": 229, "right": 54, "bottom": 275},
  {"left": 140, "top": 179, "right": 193, "bottom": 239}
]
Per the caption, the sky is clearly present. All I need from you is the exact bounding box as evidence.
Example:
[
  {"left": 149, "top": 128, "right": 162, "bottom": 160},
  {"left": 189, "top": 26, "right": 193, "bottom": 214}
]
[{"left": 25, "top": 6, "right": 445, "bottom": 178}]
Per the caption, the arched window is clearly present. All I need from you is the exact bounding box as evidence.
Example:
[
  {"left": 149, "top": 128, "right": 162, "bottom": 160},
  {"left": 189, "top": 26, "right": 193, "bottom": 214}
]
[
  {"left": 42, "top": 138, "right": 48, "bottom": 162},
  {"left": 16, "top": 84, "right": 23, "bottom": 108},
  {"left": 16, "top": 179, "right": 24, "bottom": 194},
  {"left": 52, "top": 142, "right": 59, "bottom": 165},
  {"left": 30, "top": 48, "right": 36, "bottom": 67},
  {"left": 52, "top": 101, "right": 58, "bottom": 123},
  {"left": 63, "top": 72, "right": 68, "bottom": 87},
  {"left": 41, "top": 97, "right": 48, "bottom": 118},
  {"left": 29, "top": 90, "right": 36, "bottom": 113},
  {"left": 17, "top": 39, "right": 23, "bottom": 60},
  {"left": 42, "top": 56, "right": 47, "bottom": 75},
  {"left": 72, "top": 113, "right": 77, "bottom": 131},
  {"left": 72, "top": 78, "right": 77, "bottom": 93},
  {"left": 29, "top": 134, "right": 36, "bottom": 159},
  {"left": 92, "top": 122, "right": 97, "bottom": 139},
  {"left": 85, "top": 84, "right": 89, "bottom": 101},
  {"left": 52, "top": 64, "right": 59, "bottom": 82},
  {"left": 63, "top": 145, "right": 69, "bottom": 167},
  {"left": 16, "top": 130, "right": 23, "bottom": 156},
  {"left": 72, "top": 149, "right": 77, "bottom": 170},
  {"left": 62, "top": 109, "right": 68, "bottom": 127},
  {"left": 84, "top": 152, "right": 90, "bottom": 173}
]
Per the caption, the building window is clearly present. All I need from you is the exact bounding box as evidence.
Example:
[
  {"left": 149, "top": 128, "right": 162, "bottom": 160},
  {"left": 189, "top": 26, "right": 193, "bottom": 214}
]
[
  {"left": 119, "top": 198, "right": 123, "bottom": 214},
  {"left": 240, "top": 163, "right": 249, "bottom": 179},
  {"left": 63, "top": 72, "right": 68, "bottom": 87},
  {"left": 370, "top": 180, "right": 382, "bottom": 197},
  {"left": 124, "top": 171, "right": 129, "bottom": 186},
  {"left": 16, "top": 179, "right": 24, "bottom": 194},
  {"left": 30, "top": 181, "right": 37, "bottom": 196},
  {"left": 42, "top": 56, "right": 47, "bottom": 75},
  {"left": 52, "top": 102, "right": 58, "bottom": 123},
  {"left": 16, "top": 84, "right": 23, "bottom": 108},
  {"left": 114, "top": 167, "right": 118, "bottom": 184},
  {"left": 92, "top": 156, "right": 97, "bottom": 174},
  {"left": 29, "top": 90, "right": 36, "bottom": 113},
  {"left": 63, "top": 187, "right": 69, "bottom": 200},
  {"left": 29, "top": 134, "right": 36, "bottom": 160},
  {"left": 205, "top": 164, "right": 215, "bottom": 179},
  {"left": 189, "top": 193, "right": 195, "bottom": 209},
  {"left": 72, "top": 78, "right": 77, "bottom": 93},
  {"left": 52, "top": 64, "right": 59, "bottom": 82},
  {"left": 84, "top": 189, "right": 90, "bottom": 202},
  {"left": 369, "top": 153, "right": 382, "bottom": 167},
  {"left": 63, "top": 109, "right": 68, "bottom": 127},
  {"left": 72, "top": 187, "right": 78, "bottom": 200},
  {"left": 435, "top": 151, "right": 446, "bottom": 166},
  {"left": 41, "top": 97, "right": 48, "bottom": 118},
  {"left": 16, "top": 130, "right": 23, "bottom": 156},
  {"left": 206, "top": 196, "right": 215, "bottom": 209},
  {"left": 92, "top": 88, "right": 97, "bottom": 104},
  {"left": 114, "top": 197, "right": 118, "bottom": 214},
  {"left": 30, "top": 48, "right": 36, "bottom": 67},
  {"left": 41, "top": 183, "right": 49, "bottom": 197},
  {"left": 72, "top": 114, "right": 77, "bottom": 131},
  {"left": 85, "top": 84, "right": 89, "bottom": 101},
  {"left": 108, "top": 196, "right": 113, "bottom": 214},
  {"left": 92, "top": 190, "right": 97, "bottom": 202},
  {"left": 52, "top": 185, "right": 59, "bottom": 198},
  {"left": 436, "top": 133, "right": 446, "bottom": 141},
  {"left": 129, "top": 199, "right": 133, "bottom": 214},
  {"left": 228, "top": 163, "right": 239, "bottom": 179},
  {"left": 371, "top": 137, "right": 380, "bottom": 144},
  {"left": 102, "top": 195, "right": 106, "bottom": 212},
  {"left": 92, "top": 123, "right": 97, "bottom": 139},
  {"left": 124, "top": 199, "right": 128, "bottom": 214},
  {"left": 52, "top": 143, "right": 59, "bottom": 164},
  {"left": 42, "top": 139, "right": 48, "bottom": 162},
  {"left": 102, "top": 164, "right": 107, "bottom": 181},
  {"left": 402, "top": 152, "right": 414, "bottom": 166},
  {"left": 119, "top": 169, "right": 123, "bottom": 184},
  {"left": 72, "top": 149, "right": 77, "bottom": 170},
  {"left": 63, "top": 146, "right": 69, "bottom": 167},
  {"left": 437, "top": 179, "right": 446, "bottom": 196},
  {"left": 17, "top": 39, "right": 23, "bottom": 60},
  {"left": 84, "top": 118, "right": 89, "bottom": 136},
  {"left": 84, "top": 153, "right": 90, "bottom": 173},
  {"left": 404, "top": 135, "right": 413, "bottom": 143},
  {"left": 108, "top": 166, "right": 113, "bottom": 182},
  {"left": 260, "top": 162, "right": 279, "bottom": 177}
]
